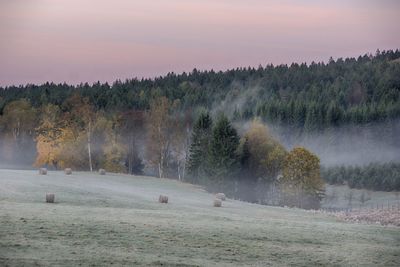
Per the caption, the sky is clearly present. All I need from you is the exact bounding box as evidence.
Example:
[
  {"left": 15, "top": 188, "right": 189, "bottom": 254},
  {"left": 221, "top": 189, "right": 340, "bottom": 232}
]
[{"left": 0, "top": 0, "right": 399, "bottom": 86}]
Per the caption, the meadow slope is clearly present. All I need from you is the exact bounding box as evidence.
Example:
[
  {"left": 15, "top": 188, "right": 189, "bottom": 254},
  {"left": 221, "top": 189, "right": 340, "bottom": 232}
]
[{"left": 0, "top": 169, "right": 399, "bottom": 266}]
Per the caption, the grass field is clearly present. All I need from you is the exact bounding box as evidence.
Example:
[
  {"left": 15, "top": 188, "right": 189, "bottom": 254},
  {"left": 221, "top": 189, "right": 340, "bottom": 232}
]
[{"left": 0, "top": 169, "right": 399, "bottom": 266}]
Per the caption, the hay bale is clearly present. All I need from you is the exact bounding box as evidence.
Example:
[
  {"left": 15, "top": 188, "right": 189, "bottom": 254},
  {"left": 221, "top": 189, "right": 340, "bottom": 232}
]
[
  {"left": 64, "top": 168, "right": 72, "bottom": 175},
  {"left": 39, "top": 168, "right": 47, "bottom": 175},
  {"left": 215, "top": 193, "right": 226, "bottom": 201},
  {"left": 159, "top": 195, "right": 168, "bottom": 203},
  {"left": 99, "top": 169, "right": 106, "bottom": 175},
  {"left": 46, "top": 193, "right": 55, "bottom": 203},
  {"left": 213, "top": 199, "right": 222, "bottom": 207}
]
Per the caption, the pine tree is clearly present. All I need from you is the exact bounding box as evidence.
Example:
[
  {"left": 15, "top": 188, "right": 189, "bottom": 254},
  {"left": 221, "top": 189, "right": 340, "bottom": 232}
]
[
  {"left": 208, "top": 114, "right": 239, "bottom": 193},
  {"left": 187, "top": 111, "right": 213, "bottom": 184},
  {"left": 237, "top": 136, "right": 254, "bottom": 201}
]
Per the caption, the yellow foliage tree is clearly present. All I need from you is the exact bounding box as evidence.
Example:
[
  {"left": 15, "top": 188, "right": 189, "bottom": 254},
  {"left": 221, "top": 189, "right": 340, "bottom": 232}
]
[
  {"left": 281, "top": 147, "right": 325, "bottom": 209},
  {"left": 61, "top": 93, "right": 96, "bottom": 171},
  {"left": 238, "top": 119, "right": 287, "bottom": 203},
  {"left": 55, "top": 127, "right": 88, "bottom": 170},
  {"left": 100, "top": 114, "right": 127, "bottom": 173},
  {"left": 34, "top": 104, "right": 63, "bottom": 168},
  {"left": 35, "top": 102, "right": 89, "bottom": 170},
  {"left": 146, "top": 96, "right": 179, "bottom": 178}
]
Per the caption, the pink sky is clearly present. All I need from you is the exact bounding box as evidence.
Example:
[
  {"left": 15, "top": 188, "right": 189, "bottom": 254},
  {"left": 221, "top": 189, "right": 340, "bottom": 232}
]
[{"left": 0, "top": 0, "right": 399, "bottom": 86}]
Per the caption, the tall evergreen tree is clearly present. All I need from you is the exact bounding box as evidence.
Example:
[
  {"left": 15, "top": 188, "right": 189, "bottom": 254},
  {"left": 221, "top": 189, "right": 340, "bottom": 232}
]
[
  {"left": 209, "top": 114, "right": 240, "bottom": 193},
  {"left": 187, "top": 111, "right": 213, "bottom": 184},
  {"left": 237, "top": 136, "right": 254, "bottom": 201}
]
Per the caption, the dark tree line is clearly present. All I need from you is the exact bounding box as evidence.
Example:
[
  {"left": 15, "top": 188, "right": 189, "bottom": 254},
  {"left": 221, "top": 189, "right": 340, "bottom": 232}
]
[
  {"left": 322, "top": 162, "right": 400, "bottom": 191},
  {"left": 1, "top": 50, "right": 399, "bottom": 131}
]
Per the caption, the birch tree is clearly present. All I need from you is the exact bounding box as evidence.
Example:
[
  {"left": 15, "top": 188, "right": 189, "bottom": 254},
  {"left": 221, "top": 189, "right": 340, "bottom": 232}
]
[{"left": 146, "top": 96, "right": 177, "bottom": 178}]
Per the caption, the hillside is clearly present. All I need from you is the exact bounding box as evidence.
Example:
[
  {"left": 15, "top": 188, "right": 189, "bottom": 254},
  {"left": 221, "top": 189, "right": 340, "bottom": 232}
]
[
  {"left": 1, "top": 50, "right": 400, "bottom": 128},
  {"left": 1, "top": 169, "right": 399, "bottom": 266},
  {"left": 1, "top": 50, "right": 400, "bottom": 174}
]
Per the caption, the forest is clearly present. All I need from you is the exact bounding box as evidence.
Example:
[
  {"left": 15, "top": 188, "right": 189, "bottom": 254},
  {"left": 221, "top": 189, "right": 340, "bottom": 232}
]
[
  {"left": 322, "top": 162, "right": 400, "bottom": 191},
  {"left": 0, "top": 50, "right": 400, "bottom": 207},
  {"left": 1, "top": 49, "right": 400, "bottom": 128}
]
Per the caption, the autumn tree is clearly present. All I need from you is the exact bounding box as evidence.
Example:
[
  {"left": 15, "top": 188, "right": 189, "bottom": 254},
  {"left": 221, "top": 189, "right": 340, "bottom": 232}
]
[
  {"left": 34, "top": 104, "right": 63, "bottom": 168},
  {"left": 55, "top": 126, "right": 88, "bottom": 169},
  {"left": 146, "top": 96, "right": 178, "bottom": 178},
  {"left": 169, "top": 109, "right": 192, "bottom": 181},
  {"left": 62, "top": 94, "right": 96, "bottom": 171},
  {"left": 1, "top": 99, "right": 37, "bottom": 164},
  {"left": 280, "top": 147, "right": 325, "bottom": 209},
  {"left": 100, "top": 114, "right": 127, "bottom": 173},
  {"left": 237, "top": 120, "right": 287, "bottom": 203},
  {"left": 35, "top": 94, "right": 98, "bottom": 171}
]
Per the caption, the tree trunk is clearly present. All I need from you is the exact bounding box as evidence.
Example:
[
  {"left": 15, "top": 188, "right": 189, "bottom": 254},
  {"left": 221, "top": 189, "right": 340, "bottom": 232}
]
[
  {"left": 87, "top": 121, "right": 93, "bottom": 172},
  {"left": 177, "top": 162, "right": 181, "bottom": 181},
  {"left": 182, "top": 163, "right": 186, "bottom": 182},
  {"left": 127, "top": 134, "right": 134, "bottom": 174},
  {"left": 158, "top": 162, "right": 162, "bottom": 178}
]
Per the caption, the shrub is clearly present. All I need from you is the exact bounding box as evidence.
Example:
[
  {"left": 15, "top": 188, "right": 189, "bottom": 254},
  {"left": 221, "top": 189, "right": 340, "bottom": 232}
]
[
  {"left": 159, "top": 195, "right": 168, "bottom": 203},
  {"left": 213, "top": 199, "right": 222, "bottom": 207}
]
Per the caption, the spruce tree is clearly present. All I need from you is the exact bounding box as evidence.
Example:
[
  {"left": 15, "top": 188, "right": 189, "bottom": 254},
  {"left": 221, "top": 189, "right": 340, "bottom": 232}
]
[
  {"left": 187, "top": 111, "right": 213, "bottom": 184},
  {"left": 209, "top": 114, "right": 240, "bottom": 193},
  {"left": 237, "top": 136, "right": 254, "bottom": 201}
]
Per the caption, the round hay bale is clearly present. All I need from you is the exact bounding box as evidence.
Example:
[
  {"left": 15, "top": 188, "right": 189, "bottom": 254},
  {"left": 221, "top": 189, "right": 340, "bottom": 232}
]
[
  {"left": 46, "top": 193, "right": 55, "bottom": 203},
  {"left": 215, "top": 193, "right": 226, "bottom": 201},
  {"left": 99, "top": 169, "right": 106, "bottom": 175},
  {"left": 159, "top": 195, "right": 168, "bottom": 203},
  {"left": 39, "top": 168, "right": 47, "bottom": 175},
  {"left": 64, "top": 168, "right": 72, "bottom": 175},
  {"left": 213, "top": 199, "right": 222, "bottom": 207}
]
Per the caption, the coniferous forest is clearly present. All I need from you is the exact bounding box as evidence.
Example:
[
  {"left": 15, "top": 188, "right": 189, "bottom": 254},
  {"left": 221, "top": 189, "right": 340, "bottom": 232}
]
[
  {"left": 1, "top": 50, "right": 400, "bottom": 207},
  {"left": 2, "top": 50, "right": 400, "bottom": 126}
]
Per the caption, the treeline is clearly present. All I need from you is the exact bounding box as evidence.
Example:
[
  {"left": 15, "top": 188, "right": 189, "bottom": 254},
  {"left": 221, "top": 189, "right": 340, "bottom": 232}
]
[
  {"left": 322, "top": 162, "right": 400, "bottom": 191},
  {"left": 187, "top": 113, "right": 324, "bottom": 209},
  {"left": 1, "top": 50, "right": 400, "bottom": 131},
  {"left": 0, "top": 96, "right": 185, "bottom": 176}
]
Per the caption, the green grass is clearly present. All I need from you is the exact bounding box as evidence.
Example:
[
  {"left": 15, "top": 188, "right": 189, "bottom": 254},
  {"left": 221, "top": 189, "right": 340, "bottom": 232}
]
[{"left": 0, "top": 169, "right": 399, "bottom": 266}]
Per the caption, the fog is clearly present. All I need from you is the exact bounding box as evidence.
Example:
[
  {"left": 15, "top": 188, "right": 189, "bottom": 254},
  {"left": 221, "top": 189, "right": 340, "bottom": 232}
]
[
  {"left": 264, "top": 119, "right": 400, "bottom": 166},
  {"left": 215, "top": 82, "right": 400, "bottom": 167},
  {"left": 1, "top": 84, "right": 399, "bottom": 171},
  {"left": 1, "top": 119, "right": 399, "bottom": 171}
]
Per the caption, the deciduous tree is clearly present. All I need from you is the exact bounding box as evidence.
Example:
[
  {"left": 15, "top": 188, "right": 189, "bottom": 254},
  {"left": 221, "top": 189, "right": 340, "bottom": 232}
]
[
  {"left": 34, "top": 104, "right": 63, "bottom": 168},
  {"left": 238, "top": 120, "right": 286, "bottom": 203},
  {"left": 281, "top": 147, "right": 324, "bottom": 209},
  {"left": 146, "top": 96, "right": 178, "bottom": 178}
]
